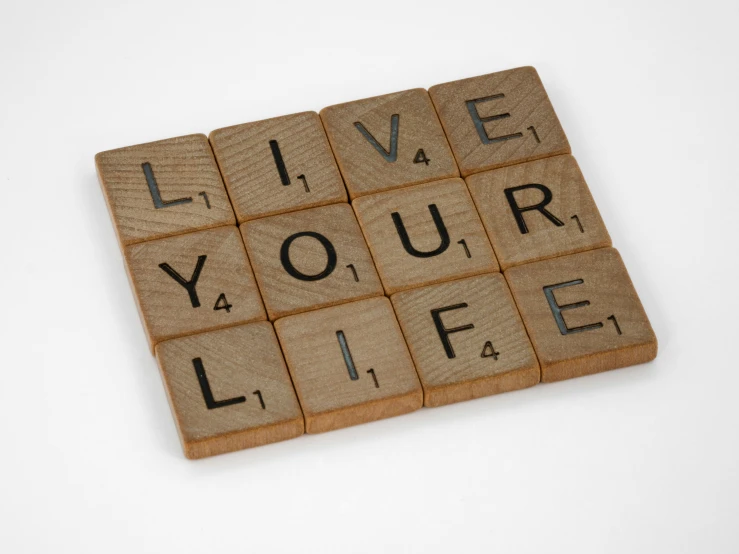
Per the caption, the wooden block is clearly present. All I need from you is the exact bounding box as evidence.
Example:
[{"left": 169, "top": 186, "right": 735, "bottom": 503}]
[
  {"left": 352, "top": 178, "right": 499, "bottom": 294},
  {"left": 155, "top": 322, "right": 304, "bottom": 459},
  {"left": 240, "top": 204, "right": 383, "bottom": 320},
  {"left": 274, "top": 297, "right": 422, "bottom": 433},
  {"left": 96, "top": 134, "right": 235, "bottom": 246},
  {"left": 209, "top": 112, "right": 347, "bottom": 222},
  {"left": 466, "top": 155, "right": 611, "bottom": 270},
  {"left": 429, "top": 67, "right": 570, "bottom": 177},
  {"left": 320, "top": 88, "right": 458, "bottom": 199},
  {"left": 504, "top": 248, "right": 657, "bottom": 382},
  {"left": 125, "top": 226, "right": 266, "bottom": 349},
  {"left": 391, "top": 273, "right": 539, "bottom": 407}
]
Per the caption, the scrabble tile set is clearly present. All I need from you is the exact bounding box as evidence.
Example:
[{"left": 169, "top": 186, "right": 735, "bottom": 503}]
[{"left": 96, "top": 66, "right": 657, "bottom": 459}]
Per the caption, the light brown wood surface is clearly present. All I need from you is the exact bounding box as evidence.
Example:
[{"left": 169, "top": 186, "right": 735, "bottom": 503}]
[
  {"left": 125, "top": 226, "right": 266, "bottom": 350},
  {"left": 391, "top": 273, "right": 539, "bottom": 407},
  {"left": 504, "top": 248, "right": 657, "bottom": 382},
  {"left": 240, "top": 203, "right": 384, "bottom": 320},
  {"left": 320, "top": 88, "right": 458, "bottom": 199},
  {"left": 274, "top": 297, "right": 422, "bottom": 433},
  {"left": 352, "top": 178, "right": 499, "bottom": 294},
  {"left": 155, "top": 322, "right": 304, "bottom": 459},
  {"left": 209, "top": 112, "right": 347, "bottom": 222},
  {"left": 96, "top": 134, "right": 235, "bottom": 246},
  {"left": 429, "top": 67, "right": 570, "bottom": 177},
  {"left": 466, "top": 155, "right": 611, "bottom": 269}
]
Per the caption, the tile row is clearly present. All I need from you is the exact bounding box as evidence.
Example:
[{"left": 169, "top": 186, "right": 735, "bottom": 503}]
[
  {"left": 125, "top": 161, "right": 612, "bottom": 348},
  {"left": 97, "top": 66, "right": 570, "bottom": 247},
  {"left": 158, "top": 248, "right": 656, "bottom": 459}
]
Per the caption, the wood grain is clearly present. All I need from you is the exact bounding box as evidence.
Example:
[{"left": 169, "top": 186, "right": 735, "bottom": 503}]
[
  {"left": 274, "top": 297, "right": 422, "bottom": 433},
  {"left": 429, "top": 67, "right": 570, "bottom": 177},
  {"left": 125, "top": 226, "right": 266, "bottom": 350},
  {"left": 320, "top": 88, "right": 458, "bottom": 199},
  {"left": 96, "top": 134, "right": 235, "bottom": 246},
  {"left": 352, "top": 178, "right": 499, "bottom": 294},
  {"left": 391, "top": 273, "right": 539, "bottom": 407},
  {"left": 209, "top": 112, "right": 347, "bottom": 222},
  {"left": 504, "top": 248, "right": 657, "bottom": 382},
  {"left": 155, "top": 322, "right": 304, "bottom": 459},
  {"left": 240, "top": 203, "right": 384, "bottom": 320},
  {"left": 466, "top": 155, "right": 611, "bottom": 269}
]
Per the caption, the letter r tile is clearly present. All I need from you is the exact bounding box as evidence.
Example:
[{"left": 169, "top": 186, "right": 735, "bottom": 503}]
[
  {"left": 155, "top": 322, "right": 304, "bottom": 459},
  {"left": 274, "top": 297, "right": 423, "bottom": 433},
  {"left": 125, "top": 226, "right": 266, "bottom": 350},
  {"left": 466, "top": 155, "right": 611, "bottom": 269},
  {"left": 240, "top": 204, "right": 383, "bottom": 320},
  {"left": 391, "top": 273, "right": 539, "bottom": 407},
  {"left": 352, "top": 178, "right": 499, "bottom": 294},
  {"left": 96, "top": 134, "right": 235, "bottom": 246},
  {"left": 429, "top": 67, "right": 570, "bottom": 177},
  {"left": 320, "top": 89, "right": 459, "bottom": 199},
  {"left": 209, "top": 112, "right": 347, "bottom": 222},
  {"left": 505, "top": 248, "right": 657, "bottom": 382}
]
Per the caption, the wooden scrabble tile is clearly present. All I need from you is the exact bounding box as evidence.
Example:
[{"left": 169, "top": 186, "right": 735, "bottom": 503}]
[
  {"left": 429, "top": 67, "right": 570, "bottom": 177},
  {"left": 274, "top": 297, "right": 422, "bottom": 433},
  {"left": 320, "top": 88, "right": 458, "bottom": 199},
  {"left": 391, "top": 274, "right": 539, "bottom": 407},
  {"left": 209, "top": 112, "right": 347, "bottom": 222},
  {"left": 96, "top": 134, "right": 235, "bottom": 246},
  {"left": 125, "top": 226, "right": 266, "bottom": 349},
  {"left": 352, "top": 178, "right": 499, "bottom": 294},
  {"left": 155, "top": 322, "right": 304, "bottom": 459},
  {"left": 504, "top": 248, "right": 657, "bottom": 383},
  {"left": 240, "top": 204, "right": 383, "bottom": 320},
  {"left": 466, "top": 155, "right": 611, "bottom": 270}
]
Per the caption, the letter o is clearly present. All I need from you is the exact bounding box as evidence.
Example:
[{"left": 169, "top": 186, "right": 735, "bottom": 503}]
[{"left": 280, "top": 231, "right": 337, "bottom": 281}]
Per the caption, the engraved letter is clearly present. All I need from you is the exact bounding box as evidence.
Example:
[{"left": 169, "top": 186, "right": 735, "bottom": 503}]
[
  {"left": 159, "top": 255, "right": 207, "bottom": 308},
  {"left": 504, "top": 184, "right": 565, "bottom": 234},
  {"left": 430, "top": 303, "right": 475, "bottom": 359},
  {"left": 392, "top": 204, "right": 450, "bottom": 258},
  {"left": 192, "top": 357, "right": 246, "bottom": 409},
  {"left": 466, "top": 95, "right": 523, "bottom": 144},
  {"left": 280, "top": 231, "right": 337, "bottom": 282},
  {"left": 142, "top": 162, "right": 193, "bottom": 209},
  {"left": 543, "top": 280, "right": 603, "bottom": 335},
  {"left": 354, "top": 114, "right": 399, "bottom": 162}
]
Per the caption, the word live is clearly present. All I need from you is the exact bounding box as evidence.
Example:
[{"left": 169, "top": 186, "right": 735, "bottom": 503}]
[{"left": 96, "top": 66, "right": 657, "bottom": 459}]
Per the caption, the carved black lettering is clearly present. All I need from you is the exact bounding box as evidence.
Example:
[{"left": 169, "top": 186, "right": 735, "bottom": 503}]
[
  {"left": 269, "top": 139, "right": 291, "bottom": 186},
  {"left": 142, "top": 162, "right": 192, "bottom": 209},
  {"left": 192, "top": 357, "right": 246, "bottom": 410},
  {"left": 543, "top": 279, "right": 603, "bottom": 335},
  {"left": 466, "top": 95, "right": 523, "bottom": 144},
  {"left": 336, "top": 330, "right": 359, "bottom": 380},
  {"left": 430, "top": 303, "right": 475, "bottom": 359},
  {"left": 504, "top": 184, "right": 565, "bottom": 234},
  {"left": 392, "top": 204, "right": 450, "bottom": 258},
  {"left": 280, "top": 232, "right": 337, "bottom": 281},
  {"left": 159, "top": 255, "right": 207, "bottom": 308},
  {"left": 354, "top": 114, "right": 399, "bottom": 162}
]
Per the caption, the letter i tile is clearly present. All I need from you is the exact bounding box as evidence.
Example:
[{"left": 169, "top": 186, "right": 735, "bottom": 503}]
[
  {"left": 391, "top": 273, "right": 539, "bottom": 407},
  {"left": 155, "top": 322, "right": 304, "bottom": 459},
  {"left": 504, "top": 248, "right": 657, "bottom": 382},
  {"left": 274, "top": 297, "right": 423, "bottom": 433},
  {"left": 125, "top": 226, "right": 266, "bottom": 350},
  {"left": 353, "top": 178, "right": 499, "bottom": 294}
]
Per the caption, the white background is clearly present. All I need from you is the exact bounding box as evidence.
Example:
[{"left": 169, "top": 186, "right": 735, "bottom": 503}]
[{"left": 1, "top": 1, "right": 737, "bottom": 552}]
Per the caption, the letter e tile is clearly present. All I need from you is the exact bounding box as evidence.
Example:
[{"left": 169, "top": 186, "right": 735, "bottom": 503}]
[
  {"left": 504, "top": 248, "right": 657, "bottom": 382},
  {"left": 429, "top": 67, "right": 570, "bottom": 177},
  {"left": 392, "top": 274, "right": 539, "bottom": 407},
  {"left": 274, "top": 297, "right": 423, "bottom": 433},
  {"left": 155, "top": 322, "right": 304, "bottom": 459}
]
